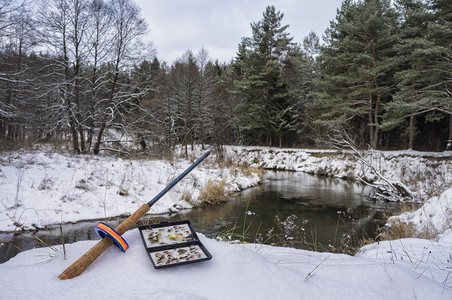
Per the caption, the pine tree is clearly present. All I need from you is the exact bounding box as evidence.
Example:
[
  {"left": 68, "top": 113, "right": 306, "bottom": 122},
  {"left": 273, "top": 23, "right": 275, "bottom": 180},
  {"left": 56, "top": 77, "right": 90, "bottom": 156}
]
[
  {"left": 232, "top": 6, "right": 298, "bottom": 146},
  {"left": 384, "top": 0, "right": 452, "bottom": 150},
  {"left": 383, "top": 0, "right": 432, "bottom": 149},
  {"left": 302, "top": 32, "right": 322, "bottom": 146},
  {"left": 422, "top": 0, "right": 452, "bottom": 149},
  {"left": 205, "top": 60, "right": 236, "bottom": 146},
  {"left": 314, "top": 0, "right": 398, "bottom": 149}
]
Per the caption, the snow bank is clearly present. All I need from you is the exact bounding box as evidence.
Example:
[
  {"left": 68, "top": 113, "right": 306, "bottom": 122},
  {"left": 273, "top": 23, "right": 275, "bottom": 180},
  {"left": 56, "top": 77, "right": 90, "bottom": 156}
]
[
  {"left": 388, "top": 187, "right": 452, "bottom": 238},
  {"left": 0, "top": 230, "right": 450, "bottom": 299},
  {"left": 227, "top": 146, "right": 452, "bottom": 202},
  {"left": 0, "top": 150, "right": 260, "bottom": 232},
  {"left": 356, "top": 236, "right": 452, "bottom": 294}
]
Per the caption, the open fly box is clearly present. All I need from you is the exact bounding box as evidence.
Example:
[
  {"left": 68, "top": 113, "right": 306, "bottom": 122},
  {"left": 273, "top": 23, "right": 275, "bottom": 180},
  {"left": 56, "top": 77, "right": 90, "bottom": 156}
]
[{"left": 138, "top": 220, "right": 212, "bottom": 269}]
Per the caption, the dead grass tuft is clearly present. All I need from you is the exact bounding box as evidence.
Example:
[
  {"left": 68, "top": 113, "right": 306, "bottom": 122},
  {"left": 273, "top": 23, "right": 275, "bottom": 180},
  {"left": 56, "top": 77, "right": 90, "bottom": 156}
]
[
  {"left": 230, "top": 164, "right": 264, "bottom": 182},
  {"left": 197, "top": 179, "right": 229, "bottom": 207},
  {"left": 181, "top": 190, "right": 192, "bottom": 203},
  {"left": 380, "top": 219, "right": 417, "bottom": 240},
  {"left": 377, "top": 202, "right": 439, "bottom": 241}
]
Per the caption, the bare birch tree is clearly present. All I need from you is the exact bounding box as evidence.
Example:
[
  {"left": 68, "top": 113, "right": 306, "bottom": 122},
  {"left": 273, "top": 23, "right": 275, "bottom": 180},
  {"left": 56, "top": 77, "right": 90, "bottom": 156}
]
[
  {"left": 38, "top": 0, "right": 90, "bottom": 153},
  {"left": 0, "top": 0, "right": 34, "bottom": 143},
  {"left": 92, "top": 0, "right": 147, "bottom": 154}
]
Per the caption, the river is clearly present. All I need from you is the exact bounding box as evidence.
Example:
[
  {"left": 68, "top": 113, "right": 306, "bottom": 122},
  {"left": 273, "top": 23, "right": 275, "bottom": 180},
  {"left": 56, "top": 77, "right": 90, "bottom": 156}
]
[{"left": 0, "top": 171, "right": 400, "bottom": 263}]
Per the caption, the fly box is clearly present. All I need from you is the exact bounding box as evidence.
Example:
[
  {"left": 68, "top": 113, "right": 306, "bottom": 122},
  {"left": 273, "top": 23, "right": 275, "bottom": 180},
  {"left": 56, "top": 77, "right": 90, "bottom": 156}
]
[{"left": 138, "top": 220, "right": 212, "bottom": 269}]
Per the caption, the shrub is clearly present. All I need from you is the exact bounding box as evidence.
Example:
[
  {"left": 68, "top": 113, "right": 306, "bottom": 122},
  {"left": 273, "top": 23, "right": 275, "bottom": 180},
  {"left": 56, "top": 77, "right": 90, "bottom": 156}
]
[{"left": 38, "top": 175, "right": 54, "bottom": 190}]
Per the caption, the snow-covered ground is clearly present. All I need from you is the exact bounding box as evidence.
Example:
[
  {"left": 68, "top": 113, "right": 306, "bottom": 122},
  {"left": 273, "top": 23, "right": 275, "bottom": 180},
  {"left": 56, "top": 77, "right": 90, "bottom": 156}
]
[
  {"left": 0, "top": 229, "right": 451, "bottom": 299},
  {"left": 1, "top": 146, "right": 451, "bottom": 299},
  {"left": 0, "top": 149, "right": 260, "bottom": 232},
  {"left": 388, "top": 188, "right": 452, "bottom": 240}
]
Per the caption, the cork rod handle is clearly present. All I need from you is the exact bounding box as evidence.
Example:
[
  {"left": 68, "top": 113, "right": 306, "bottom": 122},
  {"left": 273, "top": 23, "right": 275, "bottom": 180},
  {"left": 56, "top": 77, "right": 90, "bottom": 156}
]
[{"left": 58, "top": 204, "right": 150, "bottom": 280}]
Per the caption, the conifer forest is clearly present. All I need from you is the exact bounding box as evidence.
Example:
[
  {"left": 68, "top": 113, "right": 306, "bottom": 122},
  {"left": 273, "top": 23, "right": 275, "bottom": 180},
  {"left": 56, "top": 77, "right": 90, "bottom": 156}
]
[{"left": 1, "top": 0, "right": 451, "bottom": 153}]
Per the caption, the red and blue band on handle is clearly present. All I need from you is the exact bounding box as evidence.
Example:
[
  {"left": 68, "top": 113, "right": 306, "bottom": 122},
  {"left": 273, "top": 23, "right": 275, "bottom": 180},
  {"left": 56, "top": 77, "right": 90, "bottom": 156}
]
[{"left": 94, "top": 222, "right": 129, "bottom": 252}]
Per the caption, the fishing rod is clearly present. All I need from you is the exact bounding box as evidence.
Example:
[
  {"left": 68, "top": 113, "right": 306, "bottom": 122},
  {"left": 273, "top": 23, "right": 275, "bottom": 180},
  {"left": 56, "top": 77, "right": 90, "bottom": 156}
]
[{"left": 58, "top": 150, "right": 211, "bottom": 280}]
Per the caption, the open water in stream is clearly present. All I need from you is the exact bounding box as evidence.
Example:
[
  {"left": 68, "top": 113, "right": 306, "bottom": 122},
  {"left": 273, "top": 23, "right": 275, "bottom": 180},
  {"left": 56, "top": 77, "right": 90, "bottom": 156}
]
[{"left": 0, "top": 171, "right": 402, "bottom": 263}]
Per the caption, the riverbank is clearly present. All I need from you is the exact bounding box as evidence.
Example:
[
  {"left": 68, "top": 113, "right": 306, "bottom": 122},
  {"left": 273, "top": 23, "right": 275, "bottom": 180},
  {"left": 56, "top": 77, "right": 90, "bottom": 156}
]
[
  {"left": 227, "top": 146, "right": 452, "bottom": 202},
  {"left": 2, "top": 146, "right": 451, "bottom": 237},
  {"left": 0, "top": 149, "right": 261, "bottom": 232},
  {"left": 227, "top": 146, "right": 452, "bottom": 242},
  {"left": 1, "top": 227, "right": 451, "bottom": 299},
  {"left": 1, "top": 147, "right": 451, "bottom": 298}
]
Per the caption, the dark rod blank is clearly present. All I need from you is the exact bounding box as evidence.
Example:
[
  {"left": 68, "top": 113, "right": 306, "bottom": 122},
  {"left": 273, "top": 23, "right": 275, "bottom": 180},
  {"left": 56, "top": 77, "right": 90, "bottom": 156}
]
[{"left": 148, "top": 150, "right": 210, "bottom": 206}]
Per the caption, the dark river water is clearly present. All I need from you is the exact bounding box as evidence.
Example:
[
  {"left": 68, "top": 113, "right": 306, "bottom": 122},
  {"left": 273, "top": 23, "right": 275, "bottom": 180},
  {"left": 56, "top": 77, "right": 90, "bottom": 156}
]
[{"left": 0, "top": 171, "right": 401, "bottom": 263}]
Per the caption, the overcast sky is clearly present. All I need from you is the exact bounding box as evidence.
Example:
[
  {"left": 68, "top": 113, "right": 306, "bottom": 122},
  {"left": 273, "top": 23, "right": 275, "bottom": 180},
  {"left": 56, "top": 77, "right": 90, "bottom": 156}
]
[{"left": 134, "top": 0, "right": 344, "bottom": 64}]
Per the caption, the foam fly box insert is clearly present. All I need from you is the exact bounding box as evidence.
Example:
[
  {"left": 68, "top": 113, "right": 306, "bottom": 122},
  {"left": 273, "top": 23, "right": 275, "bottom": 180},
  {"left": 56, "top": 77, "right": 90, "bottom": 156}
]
[{"left": 138, "top": 220, "right": 212, "bottom": 269}]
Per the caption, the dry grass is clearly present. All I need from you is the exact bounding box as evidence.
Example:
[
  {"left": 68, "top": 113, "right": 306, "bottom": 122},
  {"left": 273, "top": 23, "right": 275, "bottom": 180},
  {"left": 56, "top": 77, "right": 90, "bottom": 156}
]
[
  {"left": 380, "top": 218, "right": 440, "bottom": 241},
  {"left": 242, "top": 164, "right": 263, "bottom": 177},
  {"left": 181, "top": 190, "right": 192, "bottom": 203},
  {"left": 229, "top": 164, "right": 264, "bottom": 182},
  {"left": 378, "top": 202, "right": 436, "bottom": 241},
  {"left": 380, "top": 219, "right": 417, "bottom": 240},
  {"left": 308, "top": 152, "right": 335, "bottom": 158},
  {"left": 197, "top": 179, "right": 229, "bottom": 207}
]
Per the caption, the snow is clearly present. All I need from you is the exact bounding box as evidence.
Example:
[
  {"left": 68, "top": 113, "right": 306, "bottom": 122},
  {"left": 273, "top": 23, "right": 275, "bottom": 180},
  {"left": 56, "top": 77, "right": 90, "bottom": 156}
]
[
  {"left": 228, "top": 146, "right": 452, "bottom": 202},
  {"left": 0, "top": 230, "right": 451, "bottom": 299},
  {"left": 0, "top": 149, "right": 260, "bottom": 232},
  {"left": 388, "top": 187, "right": 452, "bottom": 239},
  {"left": 1, "top": 146, "right": 452, "bottom": 299}
]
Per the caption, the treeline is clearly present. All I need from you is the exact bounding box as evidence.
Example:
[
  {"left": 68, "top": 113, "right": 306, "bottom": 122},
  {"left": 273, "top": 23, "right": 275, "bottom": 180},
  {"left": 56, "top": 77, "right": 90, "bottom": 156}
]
[
  {"left": 1, "top": 0, "right": 451, "bottom": 154},
  {"left": 0, "top": 0, "right": 149, "bottom": 154},
  {"left": 315, "top": 0, "right": 452, "bottom": 151}
]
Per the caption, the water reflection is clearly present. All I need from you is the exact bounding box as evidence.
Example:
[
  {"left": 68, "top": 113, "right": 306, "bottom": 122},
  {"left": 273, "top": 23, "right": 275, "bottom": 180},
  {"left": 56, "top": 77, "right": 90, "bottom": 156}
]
[
  {"left": 0, "top": 171, "right": 399, "bottom": 262},
  {"left": 166, "top": 171, "right": 398, "bottom": 251}
]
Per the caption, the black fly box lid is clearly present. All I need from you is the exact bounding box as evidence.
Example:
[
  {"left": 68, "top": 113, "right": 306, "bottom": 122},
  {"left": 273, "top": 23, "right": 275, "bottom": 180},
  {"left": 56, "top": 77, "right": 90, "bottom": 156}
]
[{"left": 138, "top": 220, "right": 212, "bottom": 269}]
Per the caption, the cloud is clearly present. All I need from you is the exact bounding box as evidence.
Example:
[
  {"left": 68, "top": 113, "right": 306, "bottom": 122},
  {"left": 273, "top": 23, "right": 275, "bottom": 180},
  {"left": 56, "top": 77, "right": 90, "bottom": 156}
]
[{"left": 135, "top": 0, "right": 342, "bottom": 63}]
